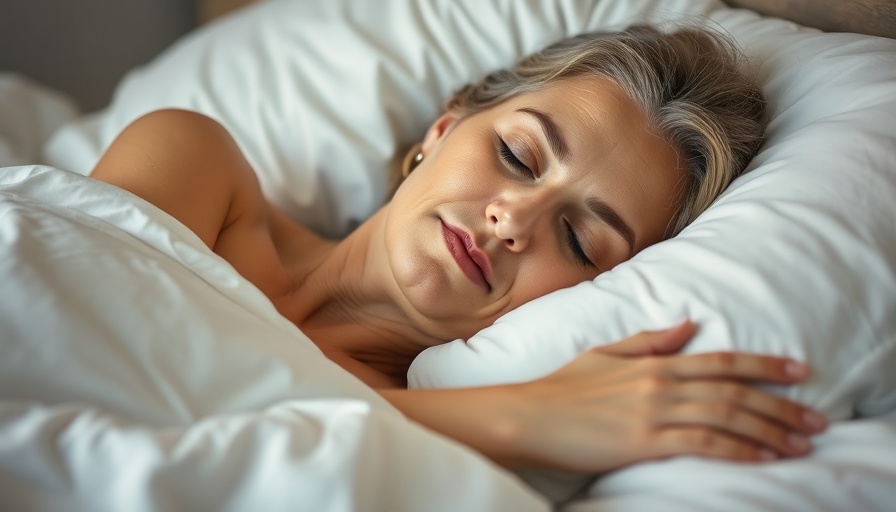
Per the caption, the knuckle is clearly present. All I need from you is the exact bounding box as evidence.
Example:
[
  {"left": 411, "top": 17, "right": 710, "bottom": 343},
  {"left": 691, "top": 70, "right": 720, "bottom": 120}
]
[
  {"left": 732, "top": 444, "right": 759, "bottom": 461},
  {"left": 768, "top": 398, "right": 799, "bottom": 425},
  {"left": 723, "top": 383, "right": 747, "bottom": 402},
  {"left": 775, "top": 400, "right": 797, "bottom": 420},
  {"left": 689, "top": 430, "right": 718, "bottom": 452},
  {"left": 713, "top": 352, "right": 737, "bottom": 371},
  {"left": 638, "top": 375, "right": 667, "bottom": 397},
  {"left": 715, "top": 404, "right": 740, "bottom": 424},
  {"left": 669, "top": 430, "right": 760, "bottom": 461},
  {"left": 635, "top": 356, "right": 661, "bottom": 373},
  {"left": 774, "top": 428, "right": 793, "bottom": 449},
  {"left": 633, "top": 423, "right": 657, "bottom": 444},
  {"left": 641, "top": 403, "right": 664, "bottom": 426}
]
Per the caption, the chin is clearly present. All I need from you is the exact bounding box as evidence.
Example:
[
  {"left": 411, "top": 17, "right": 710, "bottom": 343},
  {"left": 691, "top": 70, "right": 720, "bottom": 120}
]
[{"left": 395, "top": 279, "right": 486, "bottom": 339}]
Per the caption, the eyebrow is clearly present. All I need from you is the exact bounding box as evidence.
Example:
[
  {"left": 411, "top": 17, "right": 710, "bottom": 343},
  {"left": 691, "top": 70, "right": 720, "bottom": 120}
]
[
  {"left": 516, "top": 107, "right": 570, "bottom": 163},
  {"left": 587, "top": 197, "right": 636, "bottom": 257},
  {"left": 516, "top": 107, "right": 635, "bottom": 256}
]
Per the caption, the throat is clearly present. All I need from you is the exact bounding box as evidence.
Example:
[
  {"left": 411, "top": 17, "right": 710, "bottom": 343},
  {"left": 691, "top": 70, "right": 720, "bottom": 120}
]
[
  {"left": 286, "top": 283, "right": 429, "bottom": 390},
  {"left": 263, "top": 206, "right": 428, "bottom": 389}
]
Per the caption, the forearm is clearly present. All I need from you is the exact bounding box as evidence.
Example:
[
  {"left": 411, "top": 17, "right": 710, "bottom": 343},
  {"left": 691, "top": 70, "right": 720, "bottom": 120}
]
[
  {"left": 378, "top": 386, "right": 532, "bottom": 467},
  {"left": 379, "top": 332, "right": 826, "bottom": 475}
]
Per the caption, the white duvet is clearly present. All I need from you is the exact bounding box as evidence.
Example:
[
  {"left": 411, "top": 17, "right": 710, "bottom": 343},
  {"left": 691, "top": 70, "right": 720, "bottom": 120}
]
[
  {"left": 0, "top": 165, "right": 548, "bottom": 512},
  {"left": 3, "top": 165, "right": 896, "bottom": 511}
]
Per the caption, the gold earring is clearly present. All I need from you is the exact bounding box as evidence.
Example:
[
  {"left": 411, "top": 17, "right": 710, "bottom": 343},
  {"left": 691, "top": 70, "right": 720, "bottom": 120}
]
[{"left": 402, "top": 142, "right": 424, "bottom": 178}]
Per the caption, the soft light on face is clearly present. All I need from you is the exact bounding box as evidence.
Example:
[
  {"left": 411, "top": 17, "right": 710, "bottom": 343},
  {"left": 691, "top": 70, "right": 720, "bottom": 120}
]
[{"left": 383, "top": 76, "right": 684, "bottom": 340}]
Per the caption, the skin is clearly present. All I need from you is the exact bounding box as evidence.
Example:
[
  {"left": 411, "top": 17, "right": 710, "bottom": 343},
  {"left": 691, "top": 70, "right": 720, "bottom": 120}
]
[{"left": 90, "top": 76, "right": 827, "bottom": 474}]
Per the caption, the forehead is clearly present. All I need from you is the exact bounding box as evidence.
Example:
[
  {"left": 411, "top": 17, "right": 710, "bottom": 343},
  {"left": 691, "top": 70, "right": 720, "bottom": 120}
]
[{"left": 504, "top": 76, "right": 658, "bottom": 148}]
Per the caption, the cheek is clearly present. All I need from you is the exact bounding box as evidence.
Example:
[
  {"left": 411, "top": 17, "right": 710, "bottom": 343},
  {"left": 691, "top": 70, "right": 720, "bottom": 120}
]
[
  {"left": 509, "top": 258, "right": 589, "bottom": 310},
  {"left": 433, "top": 161, "right": 488, "bottom": 201},
  {"left": 429, "top": 131, "right": 500, "bottom": 193},
  {"left": 384, "top": 211, "right": 453, "bottom": 314}
]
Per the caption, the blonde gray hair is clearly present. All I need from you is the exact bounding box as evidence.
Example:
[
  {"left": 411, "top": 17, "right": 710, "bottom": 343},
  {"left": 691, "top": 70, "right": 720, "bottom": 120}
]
[{"left": 440, "top": 24, "right": 766, "bottom": 237}]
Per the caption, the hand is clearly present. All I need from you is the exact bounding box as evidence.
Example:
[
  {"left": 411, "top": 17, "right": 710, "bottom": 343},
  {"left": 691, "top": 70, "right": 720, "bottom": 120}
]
[{"left": 503, "top": 321, "right": 828, "bottom": 473}]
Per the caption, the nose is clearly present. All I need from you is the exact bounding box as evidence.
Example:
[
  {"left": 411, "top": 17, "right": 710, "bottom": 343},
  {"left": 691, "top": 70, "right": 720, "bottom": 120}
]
[{"left": 486, "top": 192, "right": 546, "bottom": 252}]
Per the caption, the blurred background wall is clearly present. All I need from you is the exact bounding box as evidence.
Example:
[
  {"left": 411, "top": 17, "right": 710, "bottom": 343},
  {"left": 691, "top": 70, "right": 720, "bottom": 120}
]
[{"left": 0, "top": 0, "right": 197, "bottom": 112}]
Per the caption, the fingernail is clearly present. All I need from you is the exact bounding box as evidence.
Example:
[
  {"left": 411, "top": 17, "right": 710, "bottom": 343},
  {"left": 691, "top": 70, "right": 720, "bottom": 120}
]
[
  {"left": 785, "top": 360, "right": 807, "bottom": 378},
  {"left": 788, "top": 434, "right": 811, "bottom": 452},
  {"left": 803, "top": 410, "right": 826, "bottom": 430}
]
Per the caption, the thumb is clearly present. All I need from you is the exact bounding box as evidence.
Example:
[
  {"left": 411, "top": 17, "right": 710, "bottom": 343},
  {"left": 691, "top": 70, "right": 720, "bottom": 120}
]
[{"left": 595, "top": 320, "right": 696, "bottom": 357}]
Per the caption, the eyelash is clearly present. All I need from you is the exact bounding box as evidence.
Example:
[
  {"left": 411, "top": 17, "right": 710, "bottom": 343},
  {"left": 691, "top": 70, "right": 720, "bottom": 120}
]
[
  {"left": 498, "top": 138, "right": 536, "bottom": 179},
  {"left": 564, "top": 220, "right": 595, "bottom": 268}
]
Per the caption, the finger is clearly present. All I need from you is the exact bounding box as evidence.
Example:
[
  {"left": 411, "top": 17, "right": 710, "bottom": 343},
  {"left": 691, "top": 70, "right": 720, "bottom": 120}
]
[
  {"left": 596, "top": 320, "right": 696, "bottom": 357},
  {"left": 654, "top": 427, "right": 780, "bottom": 463},
  {"left": 665, "top": 351, "right": 810, "bottom": 384},
  {"left": 669, "top": 381, "right": 828, "bottom": 434},
  {"left": 657, "top": 402, "right": 813, "bottom": 457}
]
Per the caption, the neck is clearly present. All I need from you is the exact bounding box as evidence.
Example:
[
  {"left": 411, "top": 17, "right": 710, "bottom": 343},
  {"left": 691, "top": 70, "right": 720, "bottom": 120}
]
[
  {"left": 279, "top": 208, "right": 442, "bottom": 387},
  {"left": 303, "top": 322, "right": 417, "bottom": 388}
]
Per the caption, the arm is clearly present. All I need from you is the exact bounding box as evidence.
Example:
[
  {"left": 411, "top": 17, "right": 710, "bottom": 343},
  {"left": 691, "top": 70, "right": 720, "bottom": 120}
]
[
  {"left": 90, "top": 108, "right": 261, "bottom": 250},
  {"left": 90, "top": 109, "right": 296, "bottom": 296},
  {"left": 381, "top": 322, "right": 828, "bottom": 473}
]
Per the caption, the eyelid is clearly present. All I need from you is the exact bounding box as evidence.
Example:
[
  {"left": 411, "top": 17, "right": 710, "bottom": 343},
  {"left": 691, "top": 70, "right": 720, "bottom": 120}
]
[
  {"left": 510, "top": 130, "right": 545, "bottom": 177},
  {"left": 496, "top": 134, "right": 537, "bottom": 179},
  {"left": 583, "top": 223, "right": 633, "bottom": 273},
  {"left": 563, "top": 219, "right": 595, "bottom": 268},
  {"left": 517, "top": 107, "right": 570, "bottom": 165}
]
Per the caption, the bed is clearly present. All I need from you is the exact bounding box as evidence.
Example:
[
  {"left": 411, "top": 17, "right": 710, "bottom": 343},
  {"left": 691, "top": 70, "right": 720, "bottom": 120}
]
[{"left": 1, "top": 0, "right": 895, "bottom": 510}]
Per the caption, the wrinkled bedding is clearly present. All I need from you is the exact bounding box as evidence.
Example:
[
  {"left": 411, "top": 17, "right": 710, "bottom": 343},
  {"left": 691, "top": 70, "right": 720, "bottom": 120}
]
[
  {"left": 3, "top": 165, "right": 896, "bottom": 512},
  {"left": 0, "top": 164, "right": 548, "bottom": 512}
]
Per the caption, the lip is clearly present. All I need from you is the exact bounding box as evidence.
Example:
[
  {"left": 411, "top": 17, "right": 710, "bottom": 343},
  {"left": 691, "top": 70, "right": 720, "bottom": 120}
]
[{"left": 441, "top": 220, "right": 492, "bottom": 291}]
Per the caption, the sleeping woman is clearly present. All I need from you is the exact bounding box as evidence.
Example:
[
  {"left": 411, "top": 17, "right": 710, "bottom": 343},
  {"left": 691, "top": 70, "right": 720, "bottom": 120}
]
[{"left": 90, "top": 25, "right": 828, "bottom": 475}]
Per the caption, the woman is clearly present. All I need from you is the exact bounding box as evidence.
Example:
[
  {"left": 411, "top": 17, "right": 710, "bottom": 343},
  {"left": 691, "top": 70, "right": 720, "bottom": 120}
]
[{"left": 90, "top": 25, "right": 827, "bottom": 474}]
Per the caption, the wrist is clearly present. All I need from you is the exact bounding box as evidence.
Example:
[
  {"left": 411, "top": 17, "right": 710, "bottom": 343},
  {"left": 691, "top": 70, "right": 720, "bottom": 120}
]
[
  {"left": 477, "top": 383, "right": 540, "bottom": 468},
  {"left": 379, "top": 384, "right": 534, "bottom": 468}
]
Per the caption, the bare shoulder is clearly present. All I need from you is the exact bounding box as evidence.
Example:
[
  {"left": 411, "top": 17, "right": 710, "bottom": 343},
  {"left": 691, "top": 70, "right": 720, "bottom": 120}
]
[
  {"left": 91, "top": 109, "right": 325, "bottom": 306},
  {"left": 91, "top": 109, "right": 263, "bottom": 249}
]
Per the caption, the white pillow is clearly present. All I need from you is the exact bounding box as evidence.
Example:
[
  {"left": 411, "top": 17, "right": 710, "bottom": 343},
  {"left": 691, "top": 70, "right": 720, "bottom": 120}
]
[
  {"left": 410, "top": 9, "right": 896, "bottom": 425},
  {"left": 42, "top": 0, "right": 721, "bottom": 238},
  {"left": 0, "top": 74, "right": 78, "bottom": 167}
]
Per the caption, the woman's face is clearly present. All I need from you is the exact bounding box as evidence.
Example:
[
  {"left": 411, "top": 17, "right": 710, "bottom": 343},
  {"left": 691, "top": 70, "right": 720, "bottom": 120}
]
[{"left": 383, "top": 76, "right": 683, "bottom": 339}]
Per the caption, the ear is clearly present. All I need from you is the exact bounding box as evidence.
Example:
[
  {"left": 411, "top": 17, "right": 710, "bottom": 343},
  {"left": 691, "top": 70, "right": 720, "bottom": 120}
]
[{"left": 420, "top": 111, "right": 459, "bottom": 156}]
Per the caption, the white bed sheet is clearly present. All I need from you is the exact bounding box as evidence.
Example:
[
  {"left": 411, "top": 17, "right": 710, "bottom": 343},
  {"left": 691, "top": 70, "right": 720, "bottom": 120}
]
[{"left": 0, "top": 164, "right": 548, "bottom": 512}]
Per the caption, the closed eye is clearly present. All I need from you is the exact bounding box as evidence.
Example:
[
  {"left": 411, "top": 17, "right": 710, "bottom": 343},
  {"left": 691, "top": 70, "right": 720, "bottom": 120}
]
[
  {"left": 564, "top": 220, "right": 595, "bottom": 268},
  {"left": 497, "top": 136, "right": 536, "bottom": 179}
]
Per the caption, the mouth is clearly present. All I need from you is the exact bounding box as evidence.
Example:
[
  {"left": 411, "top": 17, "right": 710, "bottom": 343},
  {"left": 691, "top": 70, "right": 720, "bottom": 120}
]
[{"left": 441, "top": 220, "right": 492, "bottom": 292}]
